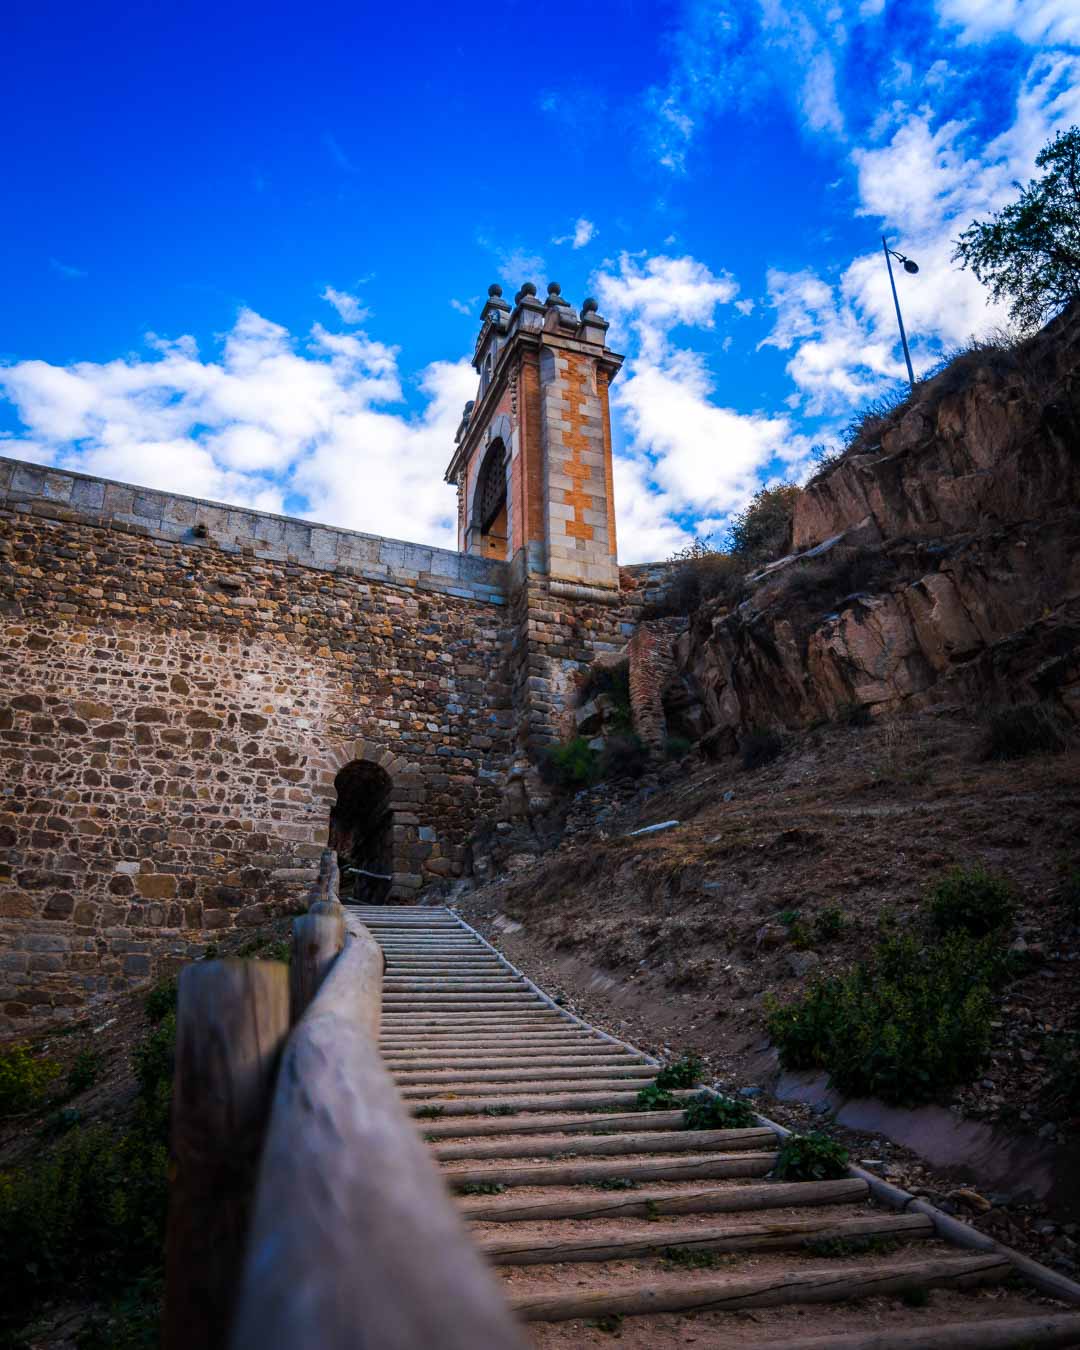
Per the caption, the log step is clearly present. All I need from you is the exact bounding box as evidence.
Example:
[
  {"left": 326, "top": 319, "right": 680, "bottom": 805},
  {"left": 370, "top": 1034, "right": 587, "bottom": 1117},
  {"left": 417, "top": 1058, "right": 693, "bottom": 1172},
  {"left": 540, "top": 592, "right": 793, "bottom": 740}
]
[
  {"left": 417, "top": 1107, "right": 691, "bottom": 1139},
  {"left": 411, "top": 1089, "right": 693, "bottom": 1116},
  {"left": 444, "top": 1151, "right": 778, "bottom": 1190},
  {"left": 480, "top": 1211, "right": 934, "bottom": 1266},
  {"left": 384, "top": 1053, "right": 646, "bottom": 1068},
  {"left": 457, "top": 1177, "right": 869, "bottom": 1222},
  {"left": 508, "top": 1253, "right": 1010, "bottom": 1322},
  {"left": 431, "top": 1125, "right": 775, "bottom": 1161},
  {"left": 750, "top": 1316, "right": 1080, "bottom": 1349},
  {"left": 395, "top": 1065, "right": 657, "bottom": 1086},
  {"left": 402, "top": 1076, "right": 668, "bottom": 1098}
]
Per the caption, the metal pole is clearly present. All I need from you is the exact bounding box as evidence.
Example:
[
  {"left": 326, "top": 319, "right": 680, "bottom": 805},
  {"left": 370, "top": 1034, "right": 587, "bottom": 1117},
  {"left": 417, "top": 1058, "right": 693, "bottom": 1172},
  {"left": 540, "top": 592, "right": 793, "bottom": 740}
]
[{"left": 882, "top": 235, "right": 916, "bottom": 392}]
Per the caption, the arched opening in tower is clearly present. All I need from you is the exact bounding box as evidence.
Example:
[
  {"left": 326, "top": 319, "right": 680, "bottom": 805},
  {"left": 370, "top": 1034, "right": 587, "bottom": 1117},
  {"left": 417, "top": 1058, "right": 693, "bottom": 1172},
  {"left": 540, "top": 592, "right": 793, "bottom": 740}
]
[
  {"left": 328, "top": 760, "right": 394, "bottom": 904},
  {"left": 474, "top": 437, "right": 508, "bottom": 560}
]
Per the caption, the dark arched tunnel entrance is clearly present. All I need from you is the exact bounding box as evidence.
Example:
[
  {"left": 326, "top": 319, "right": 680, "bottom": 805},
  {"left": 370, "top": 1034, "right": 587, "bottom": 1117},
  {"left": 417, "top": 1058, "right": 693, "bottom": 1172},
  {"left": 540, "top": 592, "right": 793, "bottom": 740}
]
[{"left": 328, "top": 760, "right": 394, "bottom": 904}]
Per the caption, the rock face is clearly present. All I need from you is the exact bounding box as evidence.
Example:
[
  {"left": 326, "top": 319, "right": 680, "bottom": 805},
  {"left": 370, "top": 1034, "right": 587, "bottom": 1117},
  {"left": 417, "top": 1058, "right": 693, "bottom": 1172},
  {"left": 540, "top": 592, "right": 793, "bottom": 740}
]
[{"left": 678, "top": 304, "right": 1080, "bottom": 741}]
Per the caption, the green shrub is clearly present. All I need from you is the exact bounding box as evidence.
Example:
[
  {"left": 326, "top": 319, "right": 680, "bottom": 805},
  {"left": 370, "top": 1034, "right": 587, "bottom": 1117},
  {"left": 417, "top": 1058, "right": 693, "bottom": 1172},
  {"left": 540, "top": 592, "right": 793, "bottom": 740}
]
[
  {"left": 740, "top": 726, "right": 783, "bottom": 772},
  {"left": 67, "top": 1050, "right": 103, "bottom": 1097},
  {"left": 766, "top": 931, "right": 1009, "bottom": 1105},
  {"left": 579, "top": 660, "right": 632, "bottom": 726},
  {"left": 928, "top": 866, "right": 1017, "bottom": 937},
  {"left": 599, "top": 733, "right": 650, "bottom": 781},
  {"left": 665, "top": 735, "right": 692, "bottom": 759},
  {"left": 235, "top": 934, "right": 292, "bottom": 963},
  {"left": 772, "top": 1131, "right": 849, "bottom": 1181},
  {"left": 414, "top": 1104, "right": 444, "bottom": 1119},
  {"left": 815, "top": 906, "right": 848, "bottom": 942},
  {"left": 143, "top": 977, "right": 177, "bottom": 1024},
  {"left": 983, "top": 702, "right": 1071, "bottom": 760},
  {"left": 0, "top": 1014, "right": 175, "bottom": 1342},
  {"left": 0, "top": 1044, "right": 61, "bottom": 1117},
  {"left": 539, "top": 736, "right": 600, "bottom": 789},
  {"left": 683, "top": 1091, "right": 756, "bottom": 1130},
  {"left": 726, "top": 484, "right": 802, "bottom": 569},
  {"left": 634, "top": 1083, "right": 681, "bottom": 1111},
  {"left": 654, "top": 543, "right": 747, "bottom": 615},
  {"left": 655, "top": 1054, "right": 704, "bottom": 1090},
  {"left": 457, "top": 1182, "right": 505, "bottom": 1196}
]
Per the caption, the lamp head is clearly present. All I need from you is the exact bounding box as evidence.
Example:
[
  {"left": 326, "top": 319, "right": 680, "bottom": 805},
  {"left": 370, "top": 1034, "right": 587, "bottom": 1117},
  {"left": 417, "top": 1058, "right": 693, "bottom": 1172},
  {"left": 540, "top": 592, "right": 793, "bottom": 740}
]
[{"left": 903, "top": 258, "right": 919, "bottom": 275}]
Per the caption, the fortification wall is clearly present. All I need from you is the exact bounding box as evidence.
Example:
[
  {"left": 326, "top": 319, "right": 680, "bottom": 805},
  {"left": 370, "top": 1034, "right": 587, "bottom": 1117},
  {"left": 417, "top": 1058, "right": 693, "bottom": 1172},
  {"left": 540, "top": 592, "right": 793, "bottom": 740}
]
[{"left": 0, "top": 459, "right": 514, "bottom": 1026}]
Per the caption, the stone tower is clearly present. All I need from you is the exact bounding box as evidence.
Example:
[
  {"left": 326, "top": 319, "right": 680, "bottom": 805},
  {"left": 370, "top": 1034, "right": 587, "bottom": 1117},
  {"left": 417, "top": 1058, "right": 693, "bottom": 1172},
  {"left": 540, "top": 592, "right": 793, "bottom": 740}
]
[{"left": 445, "top": 282, "right": 624, "bottom": 594}]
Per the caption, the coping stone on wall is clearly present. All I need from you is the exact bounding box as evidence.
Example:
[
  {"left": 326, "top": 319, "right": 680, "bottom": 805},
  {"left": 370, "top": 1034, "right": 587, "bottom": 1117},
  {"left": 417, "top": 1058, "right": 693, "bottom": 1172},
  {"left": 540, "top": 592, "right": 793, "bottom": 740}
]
[{"left": 0, "top": 456, "right": 508, "bottom": 605}]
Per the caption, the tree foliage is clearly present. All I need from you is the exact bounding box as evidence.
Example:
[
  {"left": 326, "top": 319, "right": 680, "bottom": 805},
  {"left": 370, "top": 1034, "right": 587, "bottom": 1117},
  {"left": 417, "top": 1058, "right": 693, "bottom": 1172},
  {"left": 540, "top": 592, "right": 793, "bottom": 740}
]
[{"left": 954, "top": 126, "right": 1080, "bottom": 331}]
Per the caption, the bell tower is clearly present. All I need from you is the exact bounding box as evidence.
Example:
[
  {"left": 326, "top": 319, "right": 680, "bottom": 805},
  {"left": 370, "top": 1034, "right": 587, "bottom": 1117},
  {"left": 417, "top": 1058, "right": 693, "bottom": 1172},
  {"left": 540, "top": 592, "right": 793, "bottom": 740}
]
[{"left": 445, "top": 281, "right": 624, "bottom": 593}]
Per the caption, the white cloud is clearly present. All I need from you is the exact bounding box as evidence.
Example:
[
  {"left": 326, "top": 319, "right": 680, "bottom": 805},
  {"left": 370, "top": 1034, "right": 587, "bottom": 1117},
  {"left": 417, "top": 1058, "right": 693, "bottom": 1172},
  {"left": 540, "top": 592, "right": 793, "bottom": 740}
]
[
  {"left": 936, "top": 0, "right": 1080, "bottom": 46},
  {"left": 50, "top": 259, "right": 87, "bottom": 280},
  {"left": 320, "top": 286, "right": 368, "bottom": 325},
  {"left": 592, "top": 250, "right": 809, "bottom": 561},
  {"left": 552, "top": 218, "right": 597, "bottom": 249},
  {"left": 449, "top": 297, "right": 478, "bottom": 316},
  {"left": 0, "top": 307, "right": 470, "bottom": 548},
  {"left": 595, "top": 252, "right": 740, "bottom": 359},
  {"left": 763, "top": 49, "right": 1080, "bottom": 411},
  {"left": 734, "top": 298, "right": 755, "bottom": 316}
]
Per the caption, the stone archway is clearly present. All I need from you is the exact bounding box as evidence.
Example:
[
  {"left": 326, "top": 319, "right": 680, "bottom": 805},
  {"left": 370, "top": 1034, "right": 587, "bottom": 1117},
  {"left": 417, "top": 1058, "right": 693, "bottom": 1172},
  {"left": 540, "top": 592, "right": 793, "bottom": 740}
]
[
  {"left": 322, "top": 738, "right": 427, "bottom": 903},
  {"left": 329, "top": 759, "right": 395, "bottom": 903}
]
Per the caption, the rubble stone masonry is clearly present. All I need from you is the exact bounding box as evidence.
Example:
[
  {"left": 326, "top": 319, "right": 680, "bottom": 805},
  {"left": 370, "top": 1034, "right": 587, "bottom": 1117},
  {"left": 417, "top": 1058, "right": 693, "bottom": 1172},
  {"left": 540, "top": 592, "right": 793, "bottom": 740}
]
[{"left": 0, "top": 458, "right": 518, "bottom": 1026}]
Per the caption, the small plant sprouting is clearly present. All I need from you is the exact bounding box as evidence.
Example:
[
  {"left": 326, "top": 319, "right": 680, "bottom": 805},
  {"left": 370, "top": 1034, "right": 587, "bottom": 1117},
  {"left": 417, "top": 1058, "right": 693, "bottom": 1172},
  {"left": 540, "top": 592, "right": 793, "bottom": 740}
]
[
  {"left": 682, "top": 1090, "right": 756, "bottom": 1131},
  {"left": 595, "top": 1176, "right": 639, "bottom": 1190},
  {"left": 415, "top": 1104, "right": 445, "bottom": 1120},
  {"left": 815, "top": 906, "right": 848, "bottom": 942},
  {"left": 654, "top": 1054, "right": 704, "bottom": 1091},
  {"left": 144, "top": 977, "right": 178, "bottom": 1024},
  {"left": 662, "top": 1246, "right": 724, "bottom": 1269},
  {"left": 482, "top": 1104, "right": 517, "bottom": 1117},
  {"left": 458, "top": 1181, "right": 507, "bottom": 1196},
  {"left": 643, "top": 1199, "right": 662, "bottom": 1222},
  {"left": 634, "top": 1083, "right": 681, "bottom": 1112},
  {"left": 592, "top": 1314, "right": 624, "bottom": 1335},
  {"left": 805, "top": 1234, "right": 899, "bottom": 1258},
  {"left": 66, "top": 1049, "right": 103, "bottom": 1096},
  {"left": 928, "top": 866, "right": 1017, "bottom": 938},
  {"left": 771, "top": 1131, "right": 849, "bottom": 1182},
  {"left": 0, "top": 1044, "right": 61, "bottom": 1117}
]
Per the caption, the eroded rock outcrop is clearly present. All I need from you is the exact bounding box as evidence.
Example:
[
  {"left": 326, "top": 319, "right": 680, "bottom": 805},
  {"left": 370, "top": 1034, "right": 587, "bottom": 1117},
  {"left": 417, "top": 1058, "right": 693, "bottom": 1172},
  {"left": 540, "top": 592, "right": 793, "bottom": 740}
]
[{"left": 677, "top": 303, "right": 1080, "bottom": 743}]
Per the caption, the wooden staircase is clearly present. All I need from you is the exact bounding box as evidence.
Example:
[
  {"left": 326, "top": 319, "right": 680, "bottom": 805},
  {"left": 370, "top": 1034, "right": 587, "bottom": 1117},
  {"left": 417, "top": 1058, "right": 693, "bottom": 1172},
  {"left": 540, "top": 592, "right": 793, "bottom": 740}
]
[{"left": 364, "top": 904, "right": 1080, "bottom": 1348}]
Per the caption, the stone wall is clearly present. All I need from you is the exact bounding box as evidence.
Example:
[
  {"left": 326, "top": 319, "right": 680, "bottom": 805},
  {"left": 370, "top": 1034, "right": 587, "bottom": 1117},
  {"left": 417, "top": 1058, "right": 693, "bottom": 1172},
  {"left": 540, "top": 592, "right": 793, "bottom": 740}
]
[{"left": 0, "top": 458, "right": 514, "bottom": 1027}]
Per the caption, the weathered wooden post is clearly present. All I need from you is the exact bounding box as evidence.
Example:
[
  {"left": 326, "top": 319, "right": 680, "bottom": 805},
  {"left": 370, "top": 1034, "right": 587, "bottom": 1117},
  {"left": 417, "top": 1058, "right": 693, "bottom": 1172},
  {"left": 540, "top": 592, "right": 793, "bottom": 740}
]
[
  {"left": 290, "top": 912, "right": 345, "bottom": 1023},
  {"left": 230, "top": 927, "right": 523, "bottom": 1350},
  {"left": 164, "top": 960, "right": 290, "bottom": 1350}
]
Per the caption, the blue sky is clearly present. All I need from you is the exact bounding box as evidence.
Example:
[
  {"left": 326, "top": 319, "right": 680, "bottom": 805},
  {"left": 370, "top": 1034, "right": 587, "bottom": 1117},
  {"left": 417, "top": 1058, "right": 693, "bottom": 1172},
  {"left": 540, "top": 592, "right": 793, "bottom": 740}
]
[{"left": 2, "top": 0, "right": 1078, "bottom": 560}]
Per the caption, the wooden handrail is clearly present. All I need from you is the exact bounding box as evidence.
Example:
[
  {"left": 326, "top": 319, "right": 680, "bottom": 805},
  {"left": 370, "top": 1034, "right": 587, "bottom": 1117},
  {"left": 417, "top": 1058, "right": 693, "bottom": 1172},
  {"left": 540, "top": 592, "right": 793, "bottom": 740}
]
[{"left": 227, "top": 919, "right": 526, "bottom": 1350}]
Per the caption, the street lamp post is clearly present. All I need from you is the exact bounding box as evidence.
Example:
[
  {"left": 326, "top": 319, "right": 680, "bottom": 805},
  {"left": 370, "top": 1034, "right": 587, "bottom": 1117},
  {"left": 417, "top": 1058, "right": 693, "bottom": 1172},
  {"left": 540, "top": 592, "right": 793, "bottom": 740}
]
[{"left": 882, "top": 235, "right": 919, "bottom": 392}]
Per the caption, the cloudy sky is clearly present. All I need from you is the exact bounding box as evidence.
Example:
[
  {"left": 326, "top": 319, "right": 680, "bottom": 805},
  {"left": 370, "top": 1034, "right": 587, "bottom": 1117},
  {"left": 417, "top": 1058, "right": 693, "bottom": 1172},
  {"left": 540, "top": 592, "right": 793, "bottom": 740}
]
[{"left": 2, "top": 0, "right": 1077, "bottom": 561}]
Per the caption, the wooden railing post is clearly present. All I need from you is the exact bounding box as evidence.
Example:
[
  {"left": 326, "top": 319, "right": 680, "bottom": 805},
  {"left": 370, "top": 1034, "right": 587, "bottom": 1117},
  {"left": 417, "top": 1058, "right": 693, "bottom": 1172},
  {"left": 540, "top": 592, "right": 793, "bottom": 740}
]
[
  {"left": 290, "top": 912, "right": 345, "bottom": 1023},
  {"left": 230, "top": 926, "right": 523, "bottom": 1350},
  {"left": 164, "top": 960, "right": 290, "bottom": 1350}
]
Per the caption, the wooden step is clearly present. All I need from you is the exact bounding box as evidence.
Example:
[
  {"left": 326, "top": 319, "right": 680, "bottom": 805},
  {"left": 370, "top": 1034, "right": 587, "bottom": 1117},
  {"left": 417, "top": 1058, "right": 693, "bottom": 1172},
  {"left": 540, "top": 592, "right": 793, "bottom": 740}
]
[
  {"left": 412, "top": 1089, "right": 691, "bottom": 1116},
  {"left": 418, "top": 1107, "right": 691, "bottom": 1139},
  {"left": 508, "top": 1253, "right": 1010, "bottom": 1322},
  {"left": 403, "top": 1076, "right": 666, "bottom": 1098},
  {"left": 384, "top": 1052, "right": 644, "bottom": 1067},
  {"left": 394, "top": 1064, "right": 657, "bottom": 1086},
  {"left": 431, "top": 1125, "right": 774, "bottom": 1161},
  {"left": 458, "top": 1177, "right": 868, "bottom": 1222},
  {"left": 443, "top": 1151, "right": 778, "bottom": 1190},
  {"left": 480, "top": 1211, "right": 934, "bottom": 1266},
  {"left": 749, "top": 1315, "right": 1080, "bottom": 1350}
]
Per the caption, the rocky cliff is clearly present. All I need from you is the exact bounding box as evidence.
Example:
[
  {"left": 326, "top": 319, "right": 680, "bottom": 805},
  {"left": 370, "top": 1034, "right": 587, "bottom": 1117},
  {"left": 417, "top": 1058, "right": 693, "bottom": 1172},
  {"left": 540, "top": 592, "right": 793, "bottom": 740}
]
[{"left": 675, "top": 304, "right": 1080, "bottom": 749}]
